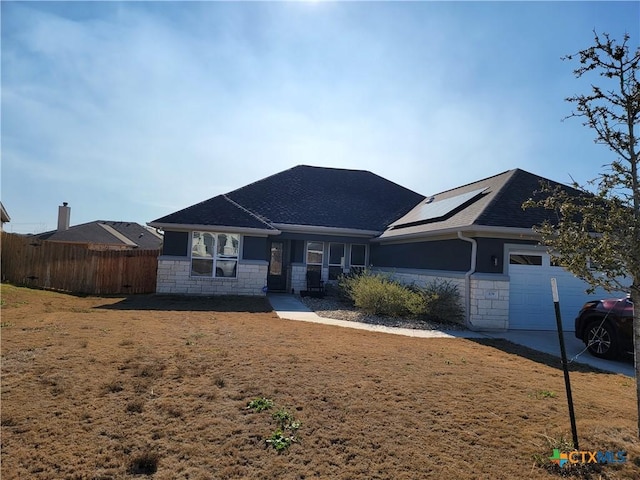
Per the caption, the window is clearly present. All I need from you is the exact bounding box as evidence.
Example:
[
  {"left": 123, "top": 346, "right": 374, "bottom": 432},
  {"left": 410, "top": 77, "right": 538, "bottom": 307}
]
[
  {"left": 509, "top": 253, "right": 542, "bottom": 266},
  {"left": 350, "top": 244, "right": 367, "bottom": 274},
  {"left": 328, "top": 243, "right": 345, "bottom": 280},
  {"left": 269, "top": 242, "right": 283, "bottom": 276},
  {"left": 191, "top": 232, "right": 239, "bottom": 278},
  {"left": 191, "top": 232, "right": 215, "bottom": 276},
  {"left": 306, "top": 241, "right": 324, "bottom": 275}
]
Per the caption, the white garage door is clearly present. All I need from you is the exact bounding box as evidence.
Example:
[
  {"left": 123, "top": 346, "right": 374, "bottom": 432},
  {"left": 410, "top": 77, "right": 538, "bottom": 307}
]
[{"left": 508, "top": 250, "right": 614, "bottom": 331}]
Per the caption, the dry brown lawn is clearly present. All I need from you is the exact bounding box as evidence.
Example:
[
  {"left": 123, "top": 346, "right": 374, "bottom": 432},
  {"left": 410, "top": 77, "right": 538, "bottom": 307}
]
[{"left": 1, "top": 283, "right": 639, "bottom": 479}]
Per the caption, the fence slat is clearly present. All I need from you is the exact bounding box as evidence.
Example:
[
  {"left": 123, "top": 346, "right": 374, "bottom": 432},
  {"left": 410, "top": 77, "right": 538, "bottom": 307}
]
[{"left": 1, "top": 232, "right": 159, "bottom": 294}]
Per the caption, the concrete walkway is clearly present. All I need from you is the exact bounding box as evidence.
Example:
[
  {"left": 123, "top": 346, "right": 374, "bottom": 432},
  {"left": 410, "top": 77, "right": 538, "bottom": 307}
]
[
  {"left": 267, "top": 293, "right": 634, "bottom": 376},
  {"left": 267, "top": 293, "right": 485, "bottom": 339}
]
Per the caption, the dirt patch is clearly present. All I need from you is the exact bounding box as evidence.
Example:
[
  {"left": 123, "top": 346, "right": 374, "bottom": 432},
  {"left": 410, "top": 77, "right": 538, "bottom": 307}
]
[{"left": 1, "top": 284, "right": 639, "bottom": 479}]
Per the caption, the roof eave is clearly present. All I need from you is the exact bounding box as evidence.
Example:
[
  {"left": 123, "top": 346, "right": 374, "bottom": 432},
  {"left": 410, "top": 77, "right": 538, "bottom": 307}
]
[
  {"left": 272, "top": 223, "right": 382, "bottom": 238},
  {"left": 147, "top": 222, "right": 280, "bottom": 236},
  {"left": 373, "top": 225, "right": 540, "bottom": 243}
]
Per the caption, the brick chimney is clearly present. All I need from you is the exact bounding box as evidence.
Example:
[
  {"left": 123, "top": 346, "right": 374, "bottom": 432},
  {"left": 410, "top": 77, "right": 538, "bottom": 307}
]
[{"left": 57, "top": 202, "right": 70, "bottom": 231}]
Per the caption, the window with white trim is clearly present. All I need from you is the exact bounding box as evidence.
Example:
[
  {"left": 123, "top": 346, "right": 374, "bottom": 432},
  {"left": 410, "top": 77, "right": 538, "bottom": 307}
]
[
  {"left": 306, "top": 241, "right": 324, "bottom": 275},
  {"left": 328, "top": 243, "right": 345, "bottom": 280},
  {"left": 191, "top": 232, "right": 239, "bottom": 278}
]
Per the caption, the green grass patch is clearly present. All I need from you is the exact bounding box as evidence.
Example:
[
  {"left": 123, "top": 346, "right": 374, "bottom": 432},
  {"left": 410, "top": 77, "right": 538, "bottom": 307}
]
[{"left": 246, "top": 397, "right": 274, "bottom": 412}]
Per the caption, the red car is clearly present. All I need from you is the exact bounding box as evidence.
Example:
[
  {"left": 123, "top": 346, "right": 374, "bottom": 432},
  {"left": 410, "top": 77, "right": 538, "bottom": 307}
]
[{"left": 574, "top": 297, "right": 634, "bottom": 359}]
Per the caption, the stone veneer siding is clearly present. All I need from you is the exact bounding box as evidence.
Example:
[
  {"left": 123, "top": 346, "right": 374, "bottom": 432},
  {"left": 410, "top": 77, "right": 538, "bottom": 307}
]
[
  {"left": 374, "top": 268, "right": 509, "bottom": 331},
  {"left": 156, "top": 257, "right": 268, "bottom": 296},
  {"left": 469, "top": 274, "right": 509, "bottom": 331},
  {"left": 291, "top": 263, "right": 330, "bottom": 294}
]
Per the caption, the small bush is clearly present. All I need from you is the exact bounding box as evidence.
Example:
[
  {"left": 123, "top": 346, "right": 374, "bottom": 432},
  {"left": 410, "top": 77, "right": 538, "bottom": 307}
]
[
  {"left": 413, "top": 279, "right": 465, "bottom": 324},
  {"left": 339, "top": 271, "right": 424, "bottom": 317},
  {"left": 339, "top": 271, "right": 464, "bottom": 323}
]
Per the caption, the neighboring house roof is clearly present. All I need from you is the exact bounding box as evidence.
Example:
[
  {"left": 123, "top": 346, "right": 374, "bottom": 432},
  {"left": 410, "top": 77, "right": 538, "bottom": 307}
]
[
  {"left": 1, "top": 202, "right": 10, "bottom": 223},
  {"left": 150, "top": 165, "right": 425, "bottom": 234},
  {"left": 35, "top": 221, "right": 163, "bottom": 249},
  {"left": 378, "top": 168, "right": 577, "bottom": 241}
]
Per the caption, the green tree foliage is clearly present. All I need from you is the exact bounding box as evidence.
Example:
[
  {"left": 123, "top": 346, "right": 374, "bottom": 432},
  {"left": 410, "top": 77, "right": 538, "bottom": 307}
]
[{"left": 524, "top": 31, "right": 640, "bottom": 436}]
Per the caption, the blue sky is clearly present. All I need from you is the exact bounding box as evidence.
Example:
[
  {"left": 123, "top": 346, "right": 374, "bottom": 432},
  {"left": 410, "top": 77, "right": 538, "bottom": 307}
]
[{"left": 2, "top": 1, "right": 638, "bottom": 234}]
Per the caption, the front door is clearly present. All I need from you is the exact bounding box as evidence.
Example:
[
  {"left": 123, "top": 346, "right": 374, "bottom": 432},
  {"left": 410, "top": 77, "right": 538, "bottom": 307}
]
[{"left": 267, "top": 241, "right": 287, "bottom": 292}]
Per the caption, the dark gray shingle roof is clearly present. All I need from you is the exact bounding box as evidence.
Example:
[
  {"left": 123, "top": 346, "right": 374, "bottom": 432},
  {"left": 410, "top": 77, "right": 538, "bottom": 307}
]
[
  {"left": 151, "top": 195, "right": 277, "bottom": 231},
  {"left": 379, "top": 168, "right": 578, "bottom": 240},
  {"left": 152, "top": 165, "right": 425, "bottom": 232}
]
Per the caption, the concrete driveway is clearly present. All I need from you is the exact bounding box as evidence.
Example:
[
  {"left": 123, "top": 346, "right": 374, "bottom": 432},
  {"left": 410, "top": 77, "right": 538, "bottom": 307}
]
[
  {"left": 268, "top": 294, "right": 634, "bottom": 377},
  {"left": 484, "top": 330, "right": 634, "bottom": 377}
]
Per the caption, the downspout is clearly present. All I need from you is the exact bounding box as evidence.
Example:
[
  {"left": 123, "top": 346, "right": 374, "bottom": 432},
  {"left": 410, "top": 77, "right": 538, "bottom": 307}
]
[{"left": 458, "top": 231, "right": 477, "bottom": 330}]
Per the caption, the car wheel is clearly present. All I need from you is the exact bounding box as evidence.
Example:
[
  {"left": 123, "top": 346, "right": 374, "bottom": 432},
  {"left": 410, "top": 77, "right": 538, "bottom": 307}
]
[{"left": 585, "top": 320, "right": 618, "bottom": 359}]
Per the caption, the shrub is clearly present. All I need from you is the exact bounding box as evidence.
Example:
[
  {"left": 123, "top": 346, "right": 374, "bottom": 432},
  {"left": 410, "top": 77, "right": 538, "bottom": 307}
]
[
  {"left": 340, "top": 272, "right": 464, "bottom": 323},
  {"left": 339, "top": 271, "right": 425, "bottom": 317},
  {"left": 413, "top": 279, "right": 465, "bottom": 324}
]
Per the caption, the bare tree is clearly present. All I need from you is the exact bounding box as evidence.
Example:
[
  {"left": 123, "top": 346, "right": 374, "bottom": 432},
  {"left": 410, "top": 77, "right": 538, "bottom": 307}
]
[{"left": 524, "top": 31, "right": 640, "bottom": 435}]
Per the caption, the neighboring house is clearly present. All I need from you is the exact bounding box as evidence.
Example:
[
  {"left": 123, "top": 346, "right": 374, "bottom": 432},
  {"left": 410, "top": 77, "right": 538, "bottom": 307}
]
[
  {"left": 1, "top": 202, "right": 10, "bottom": 231},
  {"left": 34, "top": 203, "right": 163, "bottom": 250},
  {"left": 149, "top": 165, "right": 620, "bottom": 332}
]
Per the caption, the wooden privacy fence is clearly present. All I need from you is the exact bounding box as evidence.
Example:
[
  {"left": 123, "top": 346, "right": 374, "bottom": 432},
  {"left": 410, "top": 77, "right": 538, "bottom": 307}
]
[{"left": 1, "top": 232, "right": 160, "bottom": 295}]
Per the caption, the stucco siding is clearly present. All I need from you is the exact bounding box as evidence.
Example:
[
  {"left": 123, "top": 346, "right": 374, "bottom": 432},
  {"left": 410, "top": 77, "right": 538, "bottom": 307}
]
[{"left": 371, "top": 240, "right": 471, "bottom": 271}]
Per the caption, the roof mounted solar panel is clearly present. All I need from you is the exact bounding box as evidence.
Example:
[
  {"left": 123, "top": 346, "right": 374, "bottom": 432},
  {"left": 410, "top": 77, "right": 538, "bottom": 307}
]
[{"left": 390, "top": 187, "right": 488, "bottom": 228}]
